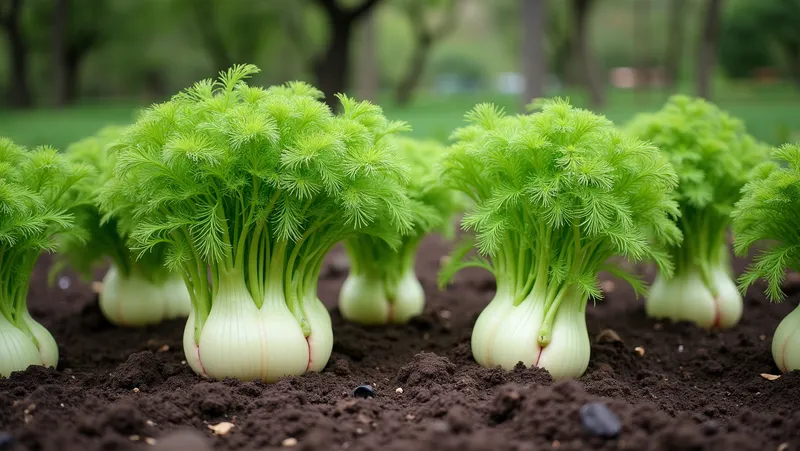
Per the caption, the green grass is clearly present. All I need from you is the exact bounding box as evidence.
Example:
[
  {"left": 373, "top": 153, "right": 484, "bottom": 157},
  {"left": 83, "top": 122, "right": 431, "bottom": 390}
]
[{"left": 1, "top": 83, "right": 798, "bottom": 150}]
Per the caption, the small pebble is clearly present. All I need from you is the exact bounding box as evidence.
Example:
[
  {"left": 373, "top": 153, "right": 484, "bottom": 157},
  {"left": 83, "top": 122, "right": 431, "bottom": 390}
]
[
  {"left": 759, "top": 335, "right": 767, "bottom": 341},
  {"left": 132, "top": 387, "right": 140, "bottom": 393},
  {"left": 777, "top": 443, "right": 789, "bottom": 451},
  {"left": 677, "top": 345, "right": 684, "bottom": 353},
  {"left": 129, "top": 435, "right": 141, "bottom": 441},
  {"left": 353, "top": 385, "right": 376, "bottom": 399},
  {"left": 634, "top": 346, "right": 645, "bottom": 357},
  {"left": 761, "top": 373, "right": 781, "bottom": 381},
  {"left": 282, "top": 437, "right": 298, "bottom": 447},
  {"left": 208, "top": 422, "right": 235, "bottom": 436},
  {"left": 0, "top": 432, "right": 13, "bottom": 449},
  {"left": 157, "top": 345, "right": 170, "bottom": 353},
  {"left": 145, "top": 437, "right": 157, "bottom": 446},
  {"left": 579, "top": 402, "right": 622, "bottom": 438},
  {"left": 58, "top": 276, "right": 71, "bottom": 290},
  {"left": 395, "top": 387, "right": 404, "bottom": 394}
]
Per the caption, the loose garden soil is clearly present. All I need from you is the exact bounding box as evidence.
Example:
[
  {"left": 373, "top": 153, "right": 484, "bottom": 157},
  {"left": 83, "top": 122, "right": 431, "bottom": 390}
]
[{"left": 1, "top": 236, "right": 799, "bottom": 451}]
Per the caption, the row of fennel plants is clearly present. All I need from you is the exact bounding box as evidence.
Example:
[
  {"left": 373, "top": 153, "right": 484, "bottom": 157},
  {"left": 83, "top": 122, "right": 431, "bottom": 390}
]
[{"left": 0, "top": 65, "right": 797, "bottom": 381}]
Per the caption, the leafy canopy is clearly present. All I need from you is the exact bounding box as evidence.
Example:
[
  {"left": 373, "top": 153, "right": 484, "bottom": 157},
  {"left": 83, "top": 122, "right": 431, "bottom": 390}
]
[
  {"left": 101, "top": 64, "right": 415, "bottom": 329},
  {"left": 734, "top": 144, "right": 800, "bottom": 301},
  {"left": 57, "top": 126, "right": 174, "bottom": 283},
  {"left": 440, "top": 99, "right": 681, "bottom": 302},
  {"left": 627, "top": 95, "right": 768, "bottom": 277},
  {"left": 345, "top": 136, "right": 463, "bottom": 279},
  {"left": 627, "top": 95, "right": 767, "bottom": 218},
  {"left": 0, "top": 138, "right": 86, "bottom": 322}
]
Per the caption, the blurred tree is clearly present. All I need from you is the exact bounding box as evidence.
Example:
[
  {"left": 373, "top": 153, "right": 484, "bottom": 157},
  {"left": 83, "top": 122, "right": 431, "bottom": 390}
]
[
  {"left": 521, "top": 0, "right": 547, "bottom": 106},
  {"left": 45, "top": 0, "right": 111, "bottom": 106},
  {"left": 664, "top": 0, "right": 687, "bottom": 87},
  {"left": 393, "top": 0, "right": 457, "bottom": 106},
  {"left": 356, "top": 9, "right": 378, "bottom": 101},
  {"left": 696, "top": 0, "right": 723, "bottom": 99},
  {"left": 718, "top": 0, "right": 774, "bottom": 79},
  {"left": 634, "top": 0, "right": 651, "bottom": 92},
  {"left": 313, "top": 0, "right": 382, "bottom": 106},
  {"left": 749, "top": 0, "right": 800, "bottom": 87},
  {"left": 181, "top": 0, "right": 287, "bottom": 75},
  {"left": 571, "top": 0, "right": 604, "bottom": 107},
  {"left": 0, "top": 0, "right": 33, "bottom": 108}
]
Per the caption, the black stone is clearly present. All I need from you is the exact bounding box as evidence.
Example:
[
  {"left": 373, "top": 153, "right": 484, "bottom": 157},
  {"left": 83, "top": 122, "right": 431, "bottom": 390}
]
[
  {"left": 353, "top": 385, "right": 376, "bottom": 399},
  {"left": 579, "top": 402, "right": 621, "bottom": 438}
]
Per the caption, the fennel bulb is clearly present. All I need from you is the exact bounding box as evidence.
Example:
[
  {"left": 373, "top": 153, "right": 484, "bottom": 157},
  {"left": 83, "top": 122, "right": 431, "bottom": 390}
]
[{"left": 100, "top": 264, "right": 191, "bottom": 327}]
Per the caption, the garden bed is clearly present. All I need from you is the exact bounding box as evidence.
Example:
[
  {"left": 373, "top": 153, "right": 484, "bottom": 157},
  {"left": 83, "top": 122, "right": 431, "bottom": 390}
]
[{"left": 1, "top": 236, "right": 798, "bottom": 451}]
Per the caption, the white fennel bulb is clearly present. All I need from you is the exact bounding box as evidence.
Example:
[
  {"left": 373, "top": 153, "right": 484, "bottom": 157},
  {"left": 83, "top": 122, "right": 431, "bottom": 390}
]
[
  {"left": 339, "top": 268, "right": 424, "bottom": 325},
  {"left": 471, "top": 289, "right": 590, "bottom": 380},
  {"left": 772, "top": 304, "right": 800, "bottom": 373},
  {"left": 100, "top": 264, "right": 191, "bottom": 327},
  {"left": 647, "top": 264, "right": 742, "bottom": 329}
]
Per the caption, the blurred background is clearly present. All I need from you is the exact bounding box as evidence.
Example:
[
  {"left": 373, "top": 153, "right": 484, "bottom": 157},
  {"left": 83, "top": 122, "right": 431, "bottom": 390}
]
[{"left": 0, "top": 0, "right": 798, "bottom": 149}]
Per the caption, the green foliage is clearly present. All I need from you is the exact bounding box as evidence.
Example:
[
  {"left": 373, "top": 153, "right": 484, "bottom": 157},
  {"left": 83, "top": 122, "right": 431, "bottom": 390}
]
[
  {"left": 57, "top": 126, "right": 172, "bottom": 283},
  {"left": 345, "top": 137, "right": 463, "bottom": 280},
  {"left": 628, "top": 95, "right": 767, "bottom": 217},
  {"left": 101, "top": 64, "right": 414, "bottom": 332},
  {"left": 0, "top": 137, "right": 86, "bottom": 324},
  {"left": 441, "top": 98, "right": 681, "bottom": 303},
  {"left": 719, "top": 0, "right": 800, "bottom": 80},
  {"left": 719, "top": 0, "right": 775, "bottom": 79},
  {"left": 734, "top": 144, "right": 800, "bottom": 301},
  {"left": 627, "top": 95, "right": 768, "bottom": 277}
]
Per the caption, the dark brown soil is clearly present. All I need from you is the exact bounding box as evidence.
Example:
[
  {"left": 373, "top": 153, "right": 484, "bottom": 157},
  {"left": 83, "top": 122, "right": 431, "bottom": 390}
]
[{"left": 1, "top": 236, "right": 799, "bottom": 451}]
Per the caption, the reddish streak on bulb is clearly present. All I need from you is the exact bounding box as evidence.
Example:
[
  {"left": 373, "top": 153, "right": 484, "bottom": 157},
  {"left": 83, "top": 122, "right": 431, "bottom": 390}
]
[
  {"left": 386, "top": 302, "right": 395, "bottom": 324},
  {"left": 711, "top": 295, "right": 722, "bottom": 329},
  {"left": 305, "top": 337, "right": 313, "bottom": 371},
  {"left": 780, "top": 338, "right": 789, "bottom": 374},
  {"left": 534, "top": 347, "right": 544, "bottom": 367},
  {"left": 196, "top": 347, "right": 209, "bottom": 378}
]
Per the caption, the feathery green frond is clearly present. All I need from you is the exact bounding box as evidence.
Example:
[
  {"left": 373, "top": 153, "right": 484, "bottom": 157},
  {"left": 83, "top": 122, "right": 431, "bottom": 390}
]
[
  {"left": 0, "top": 137, "right": 85, "bottom": 326},
  {"left": 441, "top": 97, "right": 681, "bottom": 304},
  {"left": 734, "top": 144, "right": 800, "bottom": 302},
  {"left": 344, "top": 137, "right": 465, "bottom": 294},
  {"left": 102, "top": 67, "right": 413, "bottom": 342}
]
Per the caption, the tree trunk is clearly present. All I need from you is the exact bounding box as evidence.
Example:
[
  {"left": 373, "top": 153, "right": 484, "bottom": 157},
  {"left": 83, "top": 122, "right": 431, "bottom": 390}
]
[
  {"left": 664, "top": 0, "right": 687, "bottom": 88},
  {"left": 52, "top": 0, "right": 70, "bottom": 107},
  {"left": 191, "top": 0, "right": 233, "bottom": 74},
  {"left": 1, "top": 0, "right": 33, "bottom": 108},
  {"left": 634, "top": 0, "right": 650, "bottom": 93},
  {"left": 571, "top": 0, "right": 604, "bottom": 107},
  {"left": 314, "top": 18, "right": 353, "bottom": 107},
  {"left": 313, "top": 0, "right": 382, "bottom": 107},
  {"left": 357, "top": 10, "right": 378, "bottom": 102},
  {"left": 394, "top": 35, "right": 431, "bottom": 106},
  {"left": 696, "top": 0, "right": 723, "bottom": 99},
  {"left": 521, "top": 0, "right": 547, "bottom": 109},
  {"left": 63, "top": 52, "right": 81, "bottom": 105}
]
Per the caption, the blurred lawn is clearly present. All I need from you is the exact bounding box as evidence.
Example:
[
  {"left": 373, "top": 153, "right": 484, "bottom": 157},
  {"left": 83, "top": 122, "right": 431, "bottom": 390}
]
[{"left": 1, "top": 84, "right": 798, "bottom": 149}]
